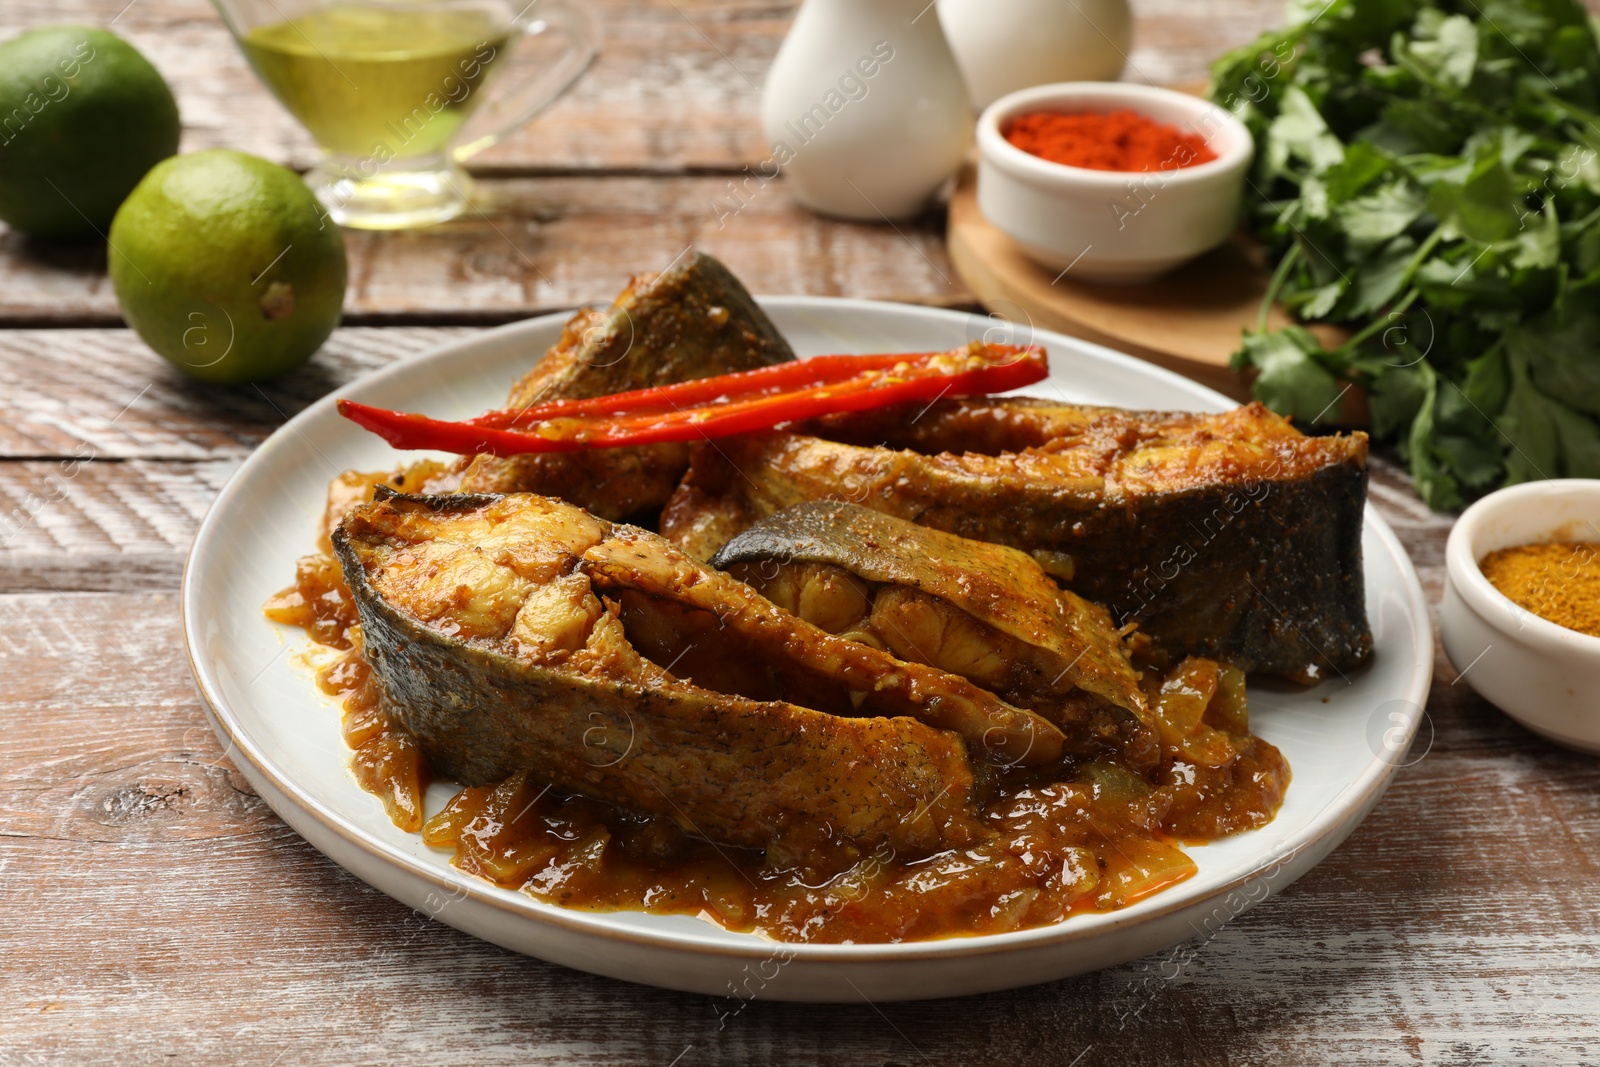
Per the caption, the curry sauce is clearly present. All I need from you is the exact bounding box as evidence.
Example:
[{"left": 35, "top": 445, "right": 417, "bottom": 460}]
[{"left": 266, "top": 538, "right": 1288, "bottom": 944}]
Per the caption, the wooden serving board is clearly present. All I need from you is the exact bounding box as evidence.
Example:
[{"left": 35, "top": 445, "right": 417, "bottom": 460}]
[{"left": 948, "top": 170, "right": 1342, "bottom": 403}]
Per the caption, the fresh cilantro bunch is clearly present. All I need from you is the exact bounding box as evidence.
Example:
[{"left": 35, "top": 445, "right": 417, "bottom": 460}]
[{"left": 1209, "top": 0, "right": 1600, "bottom": 508}]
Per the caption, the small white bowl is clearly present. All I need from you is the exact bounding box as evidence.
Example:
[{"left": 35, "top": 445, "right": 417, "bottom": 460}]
[
  {"left": 1440, "top": 479, "right": 1600, "bottom": 752},
  {"left": 975, "top": 82, "right": 1254, "bottom": 284}
]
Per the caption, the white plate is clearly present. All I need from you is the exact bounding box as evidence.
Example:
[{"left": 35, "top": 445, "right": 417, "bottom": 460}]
[{"left": 183, "top": 297, "right": 1433, "bottom": 1002}]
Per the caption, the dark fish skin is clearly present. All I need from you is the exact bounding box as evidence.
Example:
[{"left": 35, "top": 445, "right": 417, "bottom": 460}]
[
  {"left": 664, "top": 400, "right": 1372, "bottom": 680},
  {"left": 709, "top": 501, "right": 1157, "bottom": 767},
  {"left": 458, "top": 250, "right": 795, "bottom": 519},
  {"left": 332, "top": 488, "right": 993, "bottom": 858}
]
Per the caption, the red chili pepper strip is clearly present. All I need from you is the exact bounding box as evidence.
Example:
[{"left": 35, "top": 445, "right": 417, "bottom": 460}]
[
  {"left": 549, "top": 347, "right": 1046, "bottom": 448},
  {"left": 468, "top": 352, "right": 943, "bottom": 429},
  {"left": 338, "top": 344, "right": 1047, "bottom": 455}
]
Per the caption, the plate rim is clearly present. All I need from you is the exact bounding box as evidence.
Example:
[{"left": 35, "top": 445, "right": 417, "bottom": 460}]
[{"left": 182, "top": 296, "right": 1434, "bottom": 965}]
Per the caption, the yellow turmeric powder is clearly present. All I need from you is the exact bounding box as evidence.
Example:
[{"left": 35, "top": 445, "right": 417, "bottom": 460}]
[{"left": 1478, "top": 540, "right": 1600, "bottom": 638}]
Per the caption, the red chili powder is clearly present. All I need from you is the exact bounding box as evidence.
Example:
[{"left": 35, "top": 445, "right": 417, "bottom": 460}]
[{"left": 1003, "top": 109, "right": 1217, "bottom": 172}]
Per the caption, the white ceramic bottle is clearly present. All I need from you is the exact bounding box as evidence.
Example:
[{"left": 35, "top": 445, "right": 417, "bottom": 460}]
[
  {"left": 759, "top": 0, "right": 973, "bottom": 221},
  {"left": 937, "top": 0, "right": 1132, "bottom": 111}
]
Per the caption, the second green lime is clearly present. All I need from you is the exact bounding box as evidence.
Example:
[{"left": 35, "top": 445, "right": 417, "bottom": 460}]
[
  {"left": 109, "top": 149, "right": 347, "bottom": 385},
  {"left": 0, "top": 26, "right": 180, "bottom": 239}
]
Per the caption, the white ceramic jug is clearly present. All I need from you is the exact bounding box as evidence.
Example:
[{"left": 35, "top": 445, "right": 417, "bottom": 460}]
[
  {"left": 937, "top": 0, "right": 1132, "bottom": 111},
  {"left": 759, "top": 0, "right": 972, "bottom": 221}
]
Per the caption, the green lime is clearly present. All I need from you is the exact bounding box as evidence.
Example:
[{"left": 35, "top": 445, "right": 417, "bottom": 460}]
[
  {"left": 108, "top": 149, "right": 348, "bottom": 385},
  {"left": 0, "top": 26, "right": 180, "bottom": 240}
]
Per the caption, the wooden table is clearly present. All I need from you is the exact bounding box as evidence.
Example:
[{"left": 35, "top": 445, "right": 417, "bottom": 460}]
[{"left": 4, "top": 2, "right": 1596, "bottom": 1063}]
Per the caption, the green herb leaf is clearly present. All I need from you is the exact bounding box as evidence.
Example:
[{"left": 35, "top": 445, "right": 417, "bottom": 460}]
[
  {"left": 1365, "top": 361, "right": 1428, "bottom": 438},
  {"left": 1512, "top": 304, "right": 1600, "bottom": 416},
  {"left": 1407, "top": 13, "right": 1478, "bottom": 89},
  {"left": 1237, "top": 327, "right": 1346, "bottom": 422},
  {"left": 1345, "top": 236, "right": 1416, "bottom": 314},
  {"left": 1429, "top": 149, "right": 1521, "bottom": 242},
  {"left": 1337, "top": 180, "right": 1427, "bottom": 255},
  {"left": 1406, "top": 364, "right": 1462, "bottom": 508},
  {"left": 1320, "top": 141, "right": 1392, "bottom": 201},
  {"left": 1511, "top": 203, "right": 1562, "bottom": 269},
  {"left": 1267, "top": 87, "right": 1348, "bottom": 178}
]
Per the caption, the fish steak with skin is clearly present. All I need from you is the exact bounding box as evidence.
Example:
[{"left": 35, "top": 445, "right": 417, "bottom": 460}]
[
  {"left": 711, "top": 501, "right": 1159, "bottom": 769},
  {"left": 332, "top": 488, "right": 1070, "bottom": 861},
  {"left": 456, "top": 250, "right": 795, "bottom": 519},
  {"left": 663, "top": 397, "right": 1371, "bottom": 680}
]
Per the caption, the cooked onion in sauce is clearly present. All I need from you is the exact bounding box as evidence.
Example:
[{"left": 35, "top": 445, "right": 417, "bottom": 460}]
[{"left": 265, "top": 475, "right": 1288, "bottom": 943}]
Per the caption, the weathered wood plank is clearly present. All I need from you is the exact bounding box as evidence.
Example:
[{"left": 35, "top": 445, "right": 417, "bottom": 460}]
[
  {"left": 0, "top": 0, "right": 1279, "bottom": 324},
  {"left": 0, "top": 0, "right": 1287, "bottom": 177},
  {"left": 0, "top": 327, "right": 467, "bottom": 593},
  {"left": 0, "top": 328, "right": 1471, "bottom": 494},
  {"left": 0, "top": 176, "right": 965, "bottom": 324},
  {"left": 5, "top": 1, "right": 1595, "bottom": 1057},
  {"left": 0, "top": 327, "right": 469, "bottom": 460},
  {"left": 0, "top": 591, "right": 1594, "bottom": 1065},
  {"left": 0, "top": 325, "right": 1454, "bottom": 596},
  {"left": 0, "top": 460, "right": 232, "bottom": 592},
  {"left": 0, "top": 455, "right": 1457, "bottom": 600},
  {"left": 0, "top": 0, "right": 1290, "bottom": 326}
]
